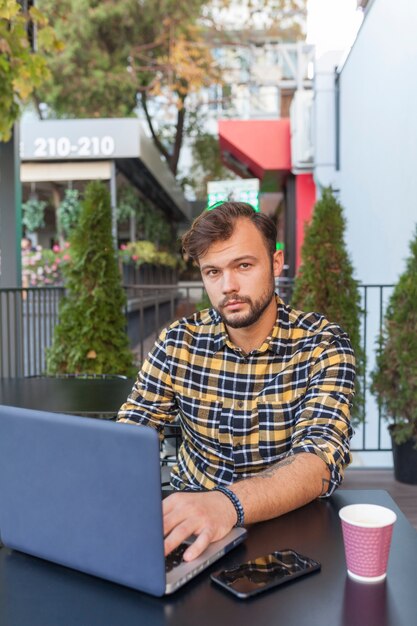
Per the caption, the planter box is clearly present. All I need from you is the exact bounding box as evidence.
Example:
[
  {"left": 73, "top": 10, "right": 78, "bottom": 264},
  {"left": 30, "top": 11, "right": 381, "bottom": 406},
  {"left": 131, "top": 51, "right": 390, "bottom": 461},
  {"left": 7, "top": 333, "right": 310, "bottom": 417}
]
[
  {"left": 390, "top": 433, "right": 417, "bottom": 485},
  {"left": 122, "top": 262, "right": 177, "bottom": 285},
  {"left": 125, "top": 287, "right": 179, "bottom": 349},
  {"left": 392, "top": 434, "right": 417, "bottom": 485}
]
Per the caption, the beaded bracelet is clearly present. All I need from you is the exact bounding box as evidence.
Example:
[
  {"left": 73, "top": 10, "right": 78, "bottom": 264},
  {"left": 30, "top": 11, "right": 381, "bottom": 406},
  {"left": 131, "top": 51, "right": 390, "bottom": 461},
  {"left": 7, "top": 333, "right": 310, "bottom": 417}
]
[{"left": 213, "top": 485, "right": 245, "bottom": 527}]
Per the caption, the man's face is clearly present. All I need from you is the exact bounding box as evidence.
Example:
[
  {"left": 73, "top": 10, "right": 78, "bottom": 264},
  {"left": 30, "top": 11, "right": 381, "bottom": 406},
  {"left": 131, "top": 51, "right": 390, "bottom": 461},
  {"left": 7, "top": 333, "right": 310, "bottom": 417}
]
[{"left": 199, "top": 218, "right": 284, "bottom": 329}]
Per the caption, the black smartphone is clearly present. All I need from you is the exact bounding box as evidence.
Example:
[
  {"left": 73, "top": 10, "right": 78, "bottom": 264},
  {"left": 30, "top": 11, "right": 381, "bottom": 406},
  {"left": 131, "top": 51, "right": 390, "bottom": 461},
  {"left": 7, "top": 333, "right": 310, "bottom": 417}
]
[{"left": 210, "top": 549, "right": 321, "bottom": 599}]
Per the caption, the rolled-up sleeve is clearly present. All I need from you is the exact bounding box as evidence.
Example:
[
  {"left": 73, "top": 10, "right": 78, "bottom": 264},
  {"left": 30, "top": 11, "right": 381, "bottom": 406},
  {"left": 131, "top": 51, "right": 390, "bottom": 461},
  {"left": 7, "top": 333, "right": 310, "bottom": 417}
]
[
  {"left": 117, "top": 329, "right": 178, "bottom": 436},
  {"left": 290, "top": 336, "right": 356, "bottom": 496}
]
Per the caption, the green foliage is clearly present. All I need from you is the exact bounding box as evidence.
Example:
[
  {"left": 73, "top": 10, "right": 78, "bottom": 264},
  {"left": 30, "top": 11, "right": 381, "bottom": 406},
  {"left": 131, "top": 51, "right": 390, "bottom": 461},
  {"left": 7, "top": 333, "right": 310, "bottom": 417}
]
[
  {"left": 117, "top": 186, "right": 175, "bottom": 250},
  {"left": 116, "top": 186, "right": 137, "bottom": 222},
  {"left": 119, "top": 241, "right": 180, "bottom": 269},
  {"left": 36, "top": 0, "right": 217, "bottom": 175},
  {"left": 46, "top": 181, "right": 135, "bottom": 376},
  {"left": 206, "top": 0, "right": 306, "bottom": 40},
  {"left": 0, "top": 0, "right": 62, "bottom": 140},
  {"left": 22, "top": 197, "right": 46, "bottom": 232},
  {"left": 291, "top": 188, "right": 365, "bottom": 423},
  {"left": 36, "top": 0, "right": 140, "bottom": 118},
  {"left": 370, "top": 226, "right": 417, "bottom": 445},
  {"left": 36, "top": 1, "right": 306, "bottom": 177},
  {"left": 136, "top": 201, "right": 174, "bottom": 249},
  {"left": 36, "top": 0, "right": 209, "bottom": 117},
  {"left": 57, "top": 188, "right": 82, "bottom": 239},
  {"left": 196, "top": 292, "right": 210, "bottom": 311},
  {"left": 182, "top": 131, "right": 237, "bottom": 200}
]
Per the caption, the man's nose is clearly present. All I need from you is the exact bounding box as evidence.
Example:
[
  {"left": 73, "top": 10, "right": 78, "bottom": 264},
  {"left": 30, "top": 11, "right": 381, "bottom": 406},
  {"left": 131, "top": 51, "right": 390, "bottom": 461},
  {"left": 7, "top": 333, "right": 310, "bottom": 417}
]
[{"left": 221, "top": 271, "right": 239, "bottom": 294}]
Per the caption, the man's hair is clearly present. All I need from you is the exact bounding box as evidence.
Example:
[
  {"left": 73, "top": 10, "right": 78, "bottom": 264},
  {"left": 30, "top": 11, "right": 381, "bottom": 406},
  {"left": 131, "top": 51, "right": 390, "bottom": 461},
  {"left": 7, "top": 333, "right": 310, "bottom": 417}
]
[{"left": 182, "top": 202, "right": 277, "bottom": 261}]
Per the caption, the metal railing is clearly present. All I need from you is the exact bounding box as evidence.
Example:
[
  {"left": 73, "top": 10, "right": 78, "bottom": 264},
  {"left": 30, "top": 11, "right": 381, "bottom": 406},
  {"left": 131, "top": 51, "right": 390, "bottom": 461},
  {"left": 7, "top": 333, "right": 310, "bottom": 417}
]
[
  {"left": 353, "top": 283, "right": 395, "bottom": 453},
  {"left": 124, "top": 284, "right": 180, "bottom": 363},
  {"left": 0, "top": 287, "right": 64, "bottom": 378},
  {"left": 0, "top": 281, "right": 395, "bottom": 455}
]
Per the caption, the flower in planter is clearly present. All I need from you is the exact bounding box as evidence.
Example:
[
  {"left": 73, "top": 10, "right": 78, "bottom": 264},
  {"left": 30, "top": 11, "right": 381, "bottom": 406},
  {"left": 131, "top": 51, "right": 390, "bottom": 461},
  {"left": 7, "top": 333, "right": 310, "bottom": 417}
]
[
  {"left": 119, "top": 240, "right": 180, "bottom": 268},
  {"left": 22, "top": 243, "right": 72, "bottom": 287}
]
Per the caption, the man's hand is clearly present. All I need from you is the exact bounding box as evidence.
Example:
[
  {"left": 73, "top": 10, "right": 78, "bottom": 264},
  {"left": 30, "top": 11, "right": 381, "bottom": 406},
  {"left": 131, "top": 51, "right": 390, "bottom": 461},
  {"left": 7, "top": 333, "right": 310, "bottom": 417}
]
[
  {"left": 163, "top": 491, "right": 237, "bottom": 561},
  {"left": 163, "top": 454, "right": 330, "bottom": 562}
]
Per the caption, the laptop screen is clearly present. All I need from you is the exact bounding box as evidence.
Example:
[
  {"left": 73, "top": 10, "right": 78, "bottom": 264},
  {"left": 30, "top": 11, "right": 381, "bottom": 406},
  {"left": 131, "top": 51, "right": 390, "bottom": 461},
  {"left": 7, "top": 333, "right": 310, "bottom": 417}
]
[{"left": 0, "top": 406, "right": 167, "bottom": 596}]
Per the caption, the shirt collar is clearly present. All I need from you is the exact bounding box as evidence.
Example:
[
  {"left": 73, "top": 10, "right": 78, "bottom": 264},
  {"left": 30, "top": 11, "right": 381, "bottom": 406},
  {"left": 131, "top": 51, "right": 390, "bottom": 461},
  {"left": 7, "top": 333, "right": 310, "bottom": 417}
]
[
  {"left": 210, "top": 295, "right": 290, "bottom": 356},
  {"left": 211, "top": 310, "right": 229, "bottom": 354}
]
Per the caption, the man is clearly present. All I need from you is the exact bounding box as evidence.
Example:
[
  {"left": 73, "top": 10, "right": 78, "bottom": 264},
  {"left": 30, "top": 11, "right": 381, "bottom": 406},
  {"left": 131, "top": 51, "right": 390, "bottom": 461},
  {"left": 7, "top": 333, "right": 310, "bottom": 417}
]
[{"left": 118, "top": 202, "right": 355, "bottom": 562}]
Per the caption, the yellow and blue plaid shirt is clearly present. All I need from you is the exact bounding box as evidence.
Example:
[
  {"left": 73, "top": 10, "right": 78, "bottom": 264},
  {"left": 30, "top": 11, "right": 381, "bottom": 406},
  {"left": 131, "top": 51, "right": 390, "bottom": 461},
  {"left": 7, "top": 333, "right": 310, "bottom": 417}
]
[{"left": 118, "top": 297, "right": 355, "bottom": 495}]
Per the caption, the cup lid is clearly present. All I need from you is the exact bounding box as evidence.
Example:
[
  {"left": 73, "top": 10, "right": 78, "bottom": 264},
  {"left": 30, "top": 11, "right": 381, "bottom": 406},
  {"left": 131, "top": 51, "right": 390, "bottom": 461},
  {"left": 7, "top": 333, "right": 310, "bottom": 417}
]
[{"left": 339, "top": 503, "right": 397, "bottom": 528}]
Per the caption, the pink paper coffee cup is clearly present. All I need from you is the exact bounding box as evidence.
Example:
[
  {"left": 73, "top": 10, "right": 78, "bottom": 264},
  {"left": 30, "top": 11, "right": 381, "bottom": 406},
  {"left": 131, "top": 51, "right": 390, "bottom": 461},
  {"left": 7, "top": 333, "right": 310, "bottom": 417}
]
[{"left": 339, "top": 504, "right": 397, "bottom": 583}]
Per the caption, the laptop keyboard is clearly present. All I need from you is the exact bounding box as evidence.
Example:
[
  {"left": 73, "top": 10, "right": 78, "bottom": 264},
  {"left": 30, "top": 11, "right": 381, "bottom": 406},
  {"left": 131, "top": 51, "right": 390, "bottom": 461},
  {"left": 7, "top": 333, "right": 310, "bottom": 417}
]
[{"left": 165, "top": 543, "right": 189, "bottom": 572}]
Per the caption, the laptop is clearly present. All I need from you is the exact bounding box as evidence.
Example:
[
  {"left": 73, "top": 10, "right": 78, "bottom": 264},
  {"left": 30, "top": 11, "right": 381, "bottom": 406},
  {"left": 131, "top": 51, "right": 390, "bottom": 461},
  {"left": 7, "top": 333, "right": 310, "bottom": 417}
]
[{"left": 0, "top": 405, "right": 246, "bottom": 596}]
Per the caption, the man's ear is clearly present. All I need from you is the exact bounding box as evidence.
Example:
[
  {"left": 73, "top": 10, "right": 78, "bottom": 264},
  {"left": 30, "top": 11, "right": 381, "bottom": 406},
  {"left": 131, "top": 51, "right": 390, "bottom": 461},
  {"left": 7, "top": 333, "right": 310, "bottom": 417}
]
[{"left": 272, "top": 249, "right": 284, "bottom": 278}]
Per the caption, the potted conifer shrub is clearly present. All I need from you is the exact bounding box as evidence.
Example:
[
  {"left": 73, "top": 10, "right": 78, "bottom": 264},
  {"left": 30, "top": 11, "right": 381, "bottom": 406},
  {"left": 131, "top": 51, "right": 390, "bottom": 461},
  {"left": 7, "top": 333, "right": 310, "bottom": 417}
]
[
  {"left": 370, "top": 226, "right": 417, "bottom": 484},
  {"left": 291, "top": 188, "right": 365, "bottom": 425},
  {"left": 46, "top": 181, "right": 135, "bottom": 376}
]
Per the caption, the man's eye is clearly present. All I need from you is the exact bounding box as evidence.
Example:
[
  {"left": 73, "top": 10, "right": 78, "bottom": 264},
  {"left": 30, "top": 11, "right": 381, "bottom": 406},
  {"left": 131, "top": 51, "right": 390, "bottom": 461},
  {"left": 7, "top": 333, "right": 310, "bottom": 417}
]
[
  {"left": 206, "top": 269, "right": 218, "bottom": 277},
  {"left": 240, "top": 263, "right": 251, "bottom": 269}
]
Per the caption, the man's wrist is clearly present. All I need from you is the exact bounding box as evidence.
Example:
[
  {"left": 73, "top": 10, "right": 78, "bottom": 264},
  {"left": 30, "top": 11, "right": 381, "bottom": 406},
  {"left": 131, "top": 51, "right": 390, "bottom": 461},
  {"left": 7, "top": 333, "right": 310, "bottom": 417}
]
[{"left": 213, "top": 485, "right": 245, "bottom": 527}]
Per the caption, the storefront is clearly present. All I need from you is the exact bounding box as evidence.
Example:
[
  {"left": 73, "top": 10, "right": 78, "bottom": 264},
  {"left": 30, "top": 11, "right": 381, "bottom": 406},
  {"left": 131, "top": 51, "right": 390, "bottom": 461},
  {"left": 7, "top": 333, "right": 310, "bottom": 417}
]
[{"left": 0, "top": 118, "right": 190, "bottom": 287}]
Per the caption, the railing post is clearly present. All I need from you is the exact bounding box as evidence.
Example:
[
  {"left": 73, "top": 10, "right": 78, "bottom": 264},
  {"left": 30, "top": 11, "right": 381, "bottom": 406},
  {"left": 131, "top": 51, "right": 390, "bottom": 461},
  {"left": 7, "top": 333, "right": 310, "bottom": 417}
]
[{"left": 0, "top": 289, "right": 24, "bottom": 377}]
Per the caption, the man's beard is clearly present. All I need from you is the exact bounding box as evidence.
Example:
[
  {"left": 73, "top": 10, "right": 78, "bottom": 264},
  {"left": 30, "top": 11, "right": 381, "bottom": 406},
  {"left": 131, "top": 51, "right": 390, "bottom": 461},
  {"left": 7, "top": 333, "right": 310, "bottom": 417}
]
[{"left": 215, "top": 278, "right": 276, "bottom": 329}]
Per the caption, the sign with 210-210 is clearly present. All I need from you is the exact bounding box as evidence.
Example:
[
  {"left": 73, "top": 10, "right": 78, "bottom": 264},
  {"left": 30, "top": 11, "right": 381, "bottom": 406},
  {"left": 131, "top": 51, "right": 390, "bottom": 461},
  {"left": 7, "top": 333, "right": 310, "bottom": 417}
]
[{"left": 20, "top": 119, "right": 141, "bottom": 161}]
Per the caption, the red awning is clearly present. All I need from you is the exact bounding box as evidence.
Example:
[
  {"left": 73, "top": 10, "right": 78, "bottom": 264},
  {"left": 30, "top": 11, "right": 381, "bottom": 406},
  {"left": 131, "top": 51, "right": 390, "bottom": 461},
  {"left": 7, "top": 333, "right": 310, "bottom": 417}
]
[{"left": 218, "top": 119, "right": 292, "bottom": 180}]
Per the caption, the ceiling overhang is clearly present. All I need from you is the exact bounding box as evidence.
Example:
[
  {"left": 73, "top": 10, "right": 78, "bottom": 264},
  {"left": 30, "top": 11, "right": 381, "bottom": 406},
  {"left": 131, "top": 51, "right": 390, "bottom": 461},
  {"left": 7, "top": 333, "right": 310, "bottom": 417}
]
[
  {"left": 218, "top": 119, "right": 292, "bottom": 189},
  {"left": 20, "top": 118, "right": 190, "bottom": 222}
]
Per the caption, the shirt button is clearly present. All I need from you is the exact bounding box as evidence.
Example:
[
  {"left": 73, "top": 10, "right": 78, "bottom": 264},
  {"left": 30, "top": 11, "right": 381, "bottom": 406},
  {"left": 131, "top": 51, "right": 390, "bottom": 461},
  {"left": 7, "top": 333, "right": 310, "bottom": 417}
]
[
  {"left": 237, "top": 400, "right": 244, "bottom": 408},
  {"left": 235, "top": 443, "right": 242, "bottom": 450}
]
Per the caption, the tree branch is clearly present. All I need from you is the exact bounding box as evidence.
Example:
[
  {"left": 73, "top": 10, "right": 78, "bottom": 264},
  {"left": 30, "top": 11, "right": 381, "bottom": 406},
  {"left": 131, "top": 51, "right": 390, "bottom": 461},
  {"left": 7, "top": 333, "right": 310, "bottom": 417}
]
[
  {"left": 170, "top": 96, "right": 186, "bottom": 176},
  {"left": 32, "top": 91, "right": 44, "bottom": 120},
  {"left": 140, "top": 91, "right": 171, "bottom": 165}
]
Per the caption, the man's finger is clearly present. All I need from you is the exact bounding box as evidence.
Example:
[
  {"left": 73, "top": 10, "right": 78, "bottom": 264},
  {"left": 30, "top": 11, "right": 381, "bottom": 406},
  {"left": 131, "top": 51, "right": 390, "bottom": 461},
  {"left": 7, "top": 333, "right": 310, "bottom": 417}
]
[
  {"left": 183, "top": 528, "right": 212, "bottom": 561},
  {"left": 164, "top": 520, "right": 194, "bottom": 556}
]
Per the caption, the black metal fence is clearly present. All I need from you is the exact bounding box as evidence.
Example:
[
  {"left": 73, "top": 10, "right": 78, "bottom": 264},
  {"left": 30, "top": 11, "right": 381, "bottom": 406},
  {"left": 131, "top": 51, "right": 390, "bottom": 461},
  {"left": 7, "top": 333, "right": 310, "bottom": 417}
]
[
  {"left": 354, "top": 283, "right": 394, "bottom": 454},
  {"left": 0, "top": 287, "right": 64, "bottom": 378},
  {"left": 124, "top": 284, "right": 180, "bottom": 363},
  {"left": 0, "top": 281, "right": 395, "bottom": 454}
]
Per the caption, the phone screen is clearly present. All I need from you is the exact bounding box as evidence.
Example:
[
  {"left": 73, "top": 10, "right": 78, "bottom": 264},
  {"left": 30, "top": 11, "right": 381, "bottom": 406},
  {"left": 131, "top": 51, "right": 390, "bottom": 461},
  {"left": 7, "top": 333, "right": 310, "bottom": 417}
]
[{"left": 211, "top": 549, "right": 321, "bottom": 599}]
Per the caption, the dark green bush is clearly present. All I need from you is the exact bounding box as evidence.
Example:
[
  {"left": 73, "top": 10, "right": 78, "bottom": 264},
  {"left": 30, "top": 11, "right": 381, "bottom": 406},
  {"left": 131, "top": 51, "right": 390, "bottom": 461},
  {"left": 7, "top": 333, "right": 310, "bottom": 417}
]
[
  {"left": 47, "top": 181, "right": 135, "bottom": 376},
  {"left": 370, "top": 226, "right": 417, "bottom": 445},
  {"left": 291, "top": 188, "right": 365, "bottom": 424}
]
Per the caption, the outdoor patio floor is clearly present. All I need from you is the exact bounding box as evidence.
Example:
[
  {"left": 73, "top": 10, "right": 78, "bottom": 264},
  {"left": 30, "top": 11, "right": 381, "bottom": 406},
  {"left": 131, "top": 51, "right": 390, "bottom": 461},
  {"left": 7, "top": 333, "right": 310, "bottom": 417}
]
[{"left": 340, "top": 468, "right": 417, "bottom": 531}]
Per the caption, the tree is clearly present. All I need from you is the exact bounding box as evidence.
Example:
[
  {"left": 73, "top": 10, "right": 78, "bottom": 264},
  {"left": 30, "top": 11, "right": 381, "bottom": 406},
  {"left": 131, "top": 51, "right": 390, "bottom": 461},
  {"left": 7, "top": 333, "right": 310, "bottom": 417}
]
[
  {"left": 46, "top": 181, "right": 135, "bottom": 376},
  {"left": 181, "top": 130, "right": 236, "bottom": 200},
  {"left": 370, "top": 226, "right": 417, "bottom": 444},
  {"left": 0, "top": 0, "right": 62, "bottom": 140},
  {"left": 291, "top": 188, "right": 365, "bottom": 423},
  {"left": 36, "top": 0, "right": 218, "bottom": 175},
  {"left": 36, "top": 0, "right": 306, "bottom": 176},
  {"left": 206, "top": 0, "right": 306, "bottom": 41}
]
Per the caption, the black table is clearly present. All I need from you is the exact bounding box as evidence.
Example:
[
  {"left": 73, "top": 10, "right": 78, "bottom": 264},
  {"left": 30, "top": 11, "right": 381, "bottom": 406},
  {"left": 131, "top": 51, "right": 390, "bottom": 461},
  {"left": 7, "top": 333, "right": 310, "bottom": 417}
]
[
  {"left": 0, "top": 376, "right": 180, "bottom": 482},
  {"left": 0, "top": 377, "right": 135, "bottom": 417},
  {"left": 0, "top": 490, "right": 416, "bottom": 626}
]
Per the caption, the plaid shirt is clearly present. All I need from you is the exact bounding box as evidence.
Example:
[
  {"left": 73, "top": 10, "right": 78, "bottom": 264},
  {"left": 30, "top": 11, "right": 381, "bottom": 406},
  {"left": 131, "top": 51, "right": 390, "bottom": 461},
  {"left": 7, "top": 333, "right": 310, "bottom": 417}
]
[{"left": 118, "top": 297, "right": 355, "bottom": 495}]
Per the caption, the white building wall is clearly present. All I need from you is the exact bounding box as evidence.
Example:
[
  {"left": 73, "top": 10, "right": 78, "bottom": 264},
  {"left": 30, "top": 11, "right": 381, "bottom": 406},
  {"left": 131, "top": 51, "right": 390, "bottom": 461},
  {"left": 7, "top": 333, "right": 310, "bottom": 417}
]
[
  {"left": 313, "top": 50, "right": 343, "bottom": 189},
  {"left": 336, "top": 0, "right": 417, "bottom": 466},
  {"left": 339, "top": 0, "right": 417, "bottom": 285}
]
